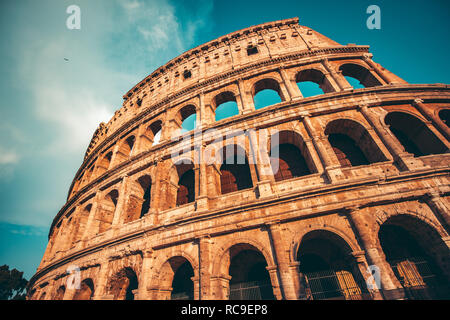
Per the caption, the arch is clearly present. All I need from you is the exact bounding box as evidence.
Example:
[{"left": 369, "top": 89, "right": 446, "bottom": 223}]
[
  {"left": 53, "top": 285, "right": 65, "bottom": 300},
  {"left": 325, "top": 118, "right": 387, "bottom": 167},
  {"left": 107, "top": 267, "right": 139, "bottom": 300},
  {"left": 377, "top": 214, "right": 450, "bottom": 299},
  {"left": 438, "top": 109, "right": 450, "bottom": 128},
  {"left": 166, "top": 160, "right": 196, "bottom": 208},
  {"left": 339, "top": 63, "right": 382, "bottom": 88},
  {"left": 95, "top": 151, "right": 112, "bottom": 177},
  {"left": 218, "top": 144, "right": 253, "bottom": 194},
  {"left": 178, "top": 104, "right": 197, "bottom": 133},
  {"left": 144, "top": 120, "right": 163, "bottom": 147},
  {"left": 96, "top": 189, "right": 119, "bottom": 234},
  {"left": 158, "top": 256, "right": 195, "bottom": 300},
  {"left": 72, "top": 278, "right": 94, "bottom": 300},
  {"left": 385, "top": 112, "right": 448, "bottom": 157},
  {"left": 269, "top": 130, "right": 317, "bottom": 181},
  {"left": 124, "top": 175, "right": 152, "bottom": 224},
  {"left": 296, "top": 69, "right": 334, "bottom": 97},
  {"left": 252, "top": 78, "right": 283, "bottom": 110},
  {"left": 296, "top": 230, "right": 368, "bottom": 300},
  {"left": 214, "top": 91, "right": 239, "bottom": 121}
]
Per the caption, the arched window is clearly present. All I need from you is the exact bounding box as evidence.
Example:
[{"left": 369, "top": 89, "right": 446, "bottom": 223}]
[
  {"left": 214, "top": 91, "right": 239, "bottom": 121},
  {"left": 73, "top": 279, "right": 94, "bottom": 300},
  {"left": 253, "top": 79, "right": 283, "bottom": 110},
  {"left": 325, "top": 119, "right": 387, "bottom": 167},
  {"left": 297, "top": 231, "right": 368, "bottom": 300},
  {"left": 107, "top": 268, "right": 138, "bottom": 300},
  {"left": 139, "top": 176, "right": 152, "bottom": 218},
  {"left": 328, "top": 134, "right": 369, "bottom": 167},
  {"left": 96, "top": 190, "right": 118, "bottom": 234},
  {"left": 171, "top": 261, "right": 194, "bottom": 300},
  {"left": 438, "top": 109, "right": 450, "bottom": 128},
  {"left": 176, "top": 168, "right": 195, "bottom": 206},
  {"left": 270, "top": 143, "right": 311, "bottom": 181},
  {"left": 385, "top": 112, "right": 448, "bottom": 157},
  {"left": 339, "top": 63, "right": 382, "bottom": 88},
  {"left": 178, "top": 105, "right": 197, "bottom": 133},
  {"left": 296, "top": 69, "right": 333, "bottom": 97},
  {"left": 54, "top": 286, "right": 65, "bottom": 300},
  {"left": 219, "top": 145, "right": 253, "bottom": 194},
  {"left": 96, "top": 151, "right": 112, "bottom": 177},
  {"left": 378, "top": 215, "right": 450, "bottom": 299},
  {"left": 228, "top": 244, "right": 275, "bottom": 300}
]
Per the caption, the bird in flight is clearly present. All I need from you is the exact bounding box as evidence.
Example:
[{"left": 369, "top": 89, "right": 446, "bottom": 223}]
[{"left": 64, "top": 58, "right": 69, "bottom": 61}]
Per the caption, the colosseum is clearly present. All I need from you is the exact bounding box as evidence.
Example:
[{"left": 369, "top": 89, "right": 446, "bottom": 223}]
[{"left": 27, "top": 17, "right": 450, "bottom": 300}]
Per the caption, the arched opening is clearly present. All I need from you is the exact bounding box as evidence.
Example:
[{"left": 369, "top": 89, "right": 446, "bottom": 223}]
[
  {"left": 178, "top": 105, "right": 197, "bottom": 133},
  {"left": 228, "top": 244, "right": 275, "bottom": 300},
  {"left": 159, "top": 256, "right": 194, "bottom": 300},
  {"left": 214, "top": 91, "right": 239, "bottom": 121},
  {"left": 54, "top": 285, "right": 65, "bottom": 300},
  {"left": 328, "top": 134, "right": 369, "bottom": 167},
  {"left": 96, "top": 190, "right": 118, "bottom": 234},
  {"left": 385, "top": 112, "right": 448, "bottom": 157},
  {"left": 438, "top": 109, "right": 450, "bottom": 128},
  {"left": 176, "top": 169, "right": 195, "bottom": 206},
  {"left": 107, "top": 267, "right": 139, "bottom": 300},
  {"left": 124, "top": 175, "right": 152, "bottom": 224},
  {"left": 297, "top": 230, "right": 368, "bottom": 300},
  {"left": 296, "top": 69, "right": 334, "bottom": 97},
  {"left": 73, "top": 204, "right": 91, "bottom": 242},
  {"left": 325, "top": 119, "right": 387, "bottom": 167},
  {"left": 171, "top": 261, "right": 195, "bottom": 300},
  {"left": 253, "top": 78, "right": 283, "bottom": 110},
  {"left": 219, "top": 145, "right": 253, "bottom": 194},
  {"left": 378, "top": 215, "right": 450, "bottom": 299},
  {"left": 114, "top": 135, "right": 136, "bottom": 165},
  {"left": 73, "top": 279, "right": 94, "bottom": 300},
  {"left": 339, "top": 63, "right": 382, "bottom": 88},
  {"left": 95, "top": 151, "right": 112, "bottom": 177},
  {"left": 269, "top": 131, "right": 316, "bottom": 181},
  {"left": 143, "top": 120, "right": 162, "bottom": 147}
]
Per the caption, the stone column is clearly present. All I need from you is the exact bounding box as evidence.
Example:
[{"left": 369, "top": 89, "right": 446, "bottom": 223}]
[
  {"left": 237, "top": 79, "right": 255, "bottom": 113},
  {"left": 425, "top": 192, "right": 450, "bottom": 230},
  {"left": 137, "top": 248, "right": 154, "bottom": 300},
  {"left": 266, "top": 266, "right": 283, "bottom": 300},
  {"left": 80, "top": 192, "right": 102, "bottom": 244},
  {"left": 196, "top": 144, "right": 209, "bottom": 211},
  {"left": 198, "top": 237, "right": 212, "bottom": 300},
  {"left": 279, "top": 67, "right": 303, "bottom": 99},
  {"left": 358, "top": 104, "right": 424, "bottom": 171},
  {"left": 111, "top": 175, "right": 131, "bottom": 230},
  {"left": 350, "top": 251, "right": 383, "bottom": 300},
  {"left": 301, "top": 112, "right": 342, "bottom": 182},
  {"left": 248, "top": 128, "right": 275, "bottom": 198},
  {"left": 345, "top": 207, "right": 404, "bottom": 299},
  {"left": 413, "top": 98, "right": 450, "bottom": 141},
  {"left": 267, "top": 222, "right": 301, "bottom": 299},
  {"left": 93, "top": 257, "right": 110, "bottom": 300},
  {"left": 321, "top": 58, "right": 353, "bottom": 91}
]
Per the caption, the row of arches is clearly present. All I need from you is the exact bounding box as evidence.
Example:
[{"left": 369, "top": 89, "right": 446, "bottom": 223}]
[
  {"left": 54, "top": 111, "right": 449, "bottom": 251},
  {"left": 42, "top": 213, "right": 449, "bottom": 300}
]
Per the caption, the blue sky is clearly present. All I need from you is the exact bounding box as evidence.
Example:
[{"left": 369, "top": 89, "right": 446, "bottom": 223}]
[{"left": 0, "top": 0, "right": 449, "bottom": 281}]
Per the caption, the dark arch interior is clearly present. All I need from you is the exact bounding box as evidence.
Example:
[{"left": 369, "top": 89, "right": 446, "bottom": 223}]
[
  {"left": 138, "top": 175, "right": 152, "bottom": 218},
  {"left": 438, "top": 109, "right": 450, "bottom": 128},
  {"left": 220, "top": 147, "right": 253, "bottom": 194},
  {"left": 297, "top": 232, "right": 367, "bottom": 300},
  {"left": 385, "top": 112, "right": 447, "bottom": 157},
  {"left": 73, "top": 279, "right": 94, "bottom": 300},
  {"left": 176, "top": 169, "right": 195, "bottom": 206},
  {"left": 270, "top": 143, "right": 311, "bottom": 181},
  {"left": 229, "top": 248, "right": 274, "bottom": 300},
  {"left": 171, "top": 261, "right": 194, "bottom": 300},
  {"left": 378, "top": 222, "right": 449, "bottom": 299},
  {"left": 328, "top": 133, "right": 369, "bottom": 167}
]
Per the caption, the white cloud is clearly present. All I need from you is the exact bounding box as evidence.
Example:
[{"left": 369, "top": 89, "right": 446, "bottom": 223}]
[{"left": 0, "top": 147, "right": 19, "bottom": 165}]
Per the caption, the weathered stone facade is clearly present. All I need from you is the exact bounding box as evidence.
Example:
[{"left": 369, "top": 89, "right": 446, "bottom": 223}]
[{"left": 28, "top": 18, "right": 450, "bottom": 300}]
